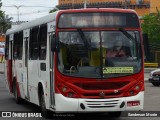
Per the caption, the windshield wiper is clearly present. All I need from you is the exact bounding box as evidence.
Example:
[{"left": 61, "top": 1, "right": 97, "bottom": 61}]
[
  {"left": 119, "top": 28, "right": 135, "bottom": 41},
  {"left": 77, "top": 29, "right": 89, "bottom": 49}
]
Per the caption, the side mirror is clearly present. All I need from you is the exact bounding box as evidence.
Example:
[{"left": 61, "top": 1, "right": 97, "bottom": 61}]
[
  {"left": 51, "top": 34, "right": 56, "bottom": 52},
  {"left": 143, "top": 33, "right": 150, "bottom": 61}
]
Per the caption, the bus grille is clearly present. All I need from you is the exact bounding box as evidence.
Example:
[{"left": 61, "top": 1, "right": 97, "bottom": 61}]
[{"left": 85, "top": 100, "right": 120, "bottom": 108}]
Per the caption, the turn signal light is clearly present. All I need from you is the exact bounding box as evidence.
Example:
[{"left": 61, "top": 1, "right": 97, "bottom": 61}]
[{"left": 57, "top": 83, "right": 79, "bottom": 98}]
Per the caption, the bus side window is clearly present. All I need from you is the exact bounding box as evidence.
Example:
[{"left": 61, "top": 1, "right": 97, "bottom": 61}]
[
  {"left": 29, "top": 27, "right": 39, "bottom": 60},
  {"left": 18, "top": 31, "right": 23, "bottom": 60},
  {"left": 39, "top": 24, "right": 47, "bottom": 60},
  {"left": 13, "top": 33, "right": 19, "bottom": 59}
]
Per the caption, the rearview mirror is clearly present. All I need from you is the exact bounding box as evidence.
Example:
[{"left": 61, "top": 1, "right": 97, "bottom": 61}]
[
  {"left": 51, "top": 34, "right": 56, "bottom": 52},
  {"left": 143, "top": 33, "right": 150, "bottom": 61}
]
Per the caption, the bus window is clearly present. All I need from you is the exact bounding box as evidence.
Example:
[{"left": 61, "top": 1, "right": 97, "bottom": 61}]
[
  {"left": 39, "top": 24, "right": 47, "bottom": 60},
  {"left": 29, "top": 27, "right": 39, "bottom": 60},
  {"left": 18, "top": 31, "right": 23, "bottom": 60},
  {"left": 13, "top": 33, "right": 19, "bottom": 59},
  {"left": 5, "top": 36, "right": 9, "bottom": 60}
]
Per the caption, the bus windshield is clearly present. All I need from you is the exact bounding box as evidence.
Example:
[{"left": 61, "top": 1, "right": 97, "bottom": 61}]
[{"left": 58, "top": 30, "right": 142, "bottom": 78}]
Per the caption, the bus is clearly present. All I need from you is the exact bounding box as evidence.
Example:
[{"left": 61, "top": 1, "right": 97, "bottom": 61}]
[{"left": 5, "top": 8, "right": 144, "bottom": 118}]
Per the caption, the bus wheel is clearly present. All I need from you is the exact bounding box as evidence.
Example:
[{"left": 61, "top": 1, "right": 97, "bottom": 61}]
[
  {"left": 40, "top": 90, "right": 52, "bottom": 118},
  {"left": 108, "top": 112, "right": 122, "bottom": 117},
  {"left": 13, "top": 81, "right": 22, "bottom": 104}
]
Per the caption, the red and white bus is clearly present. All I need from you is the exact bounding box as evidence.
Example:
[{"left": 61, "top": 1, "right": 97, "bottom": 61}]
[{"left": 5, "top": 8, "right": 144, "bottom": 118}]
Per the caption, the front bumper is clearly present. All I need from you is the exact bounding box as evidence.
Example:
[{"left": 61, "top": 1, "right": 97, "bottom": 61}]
[{"left": 54, "top": 91, "right": 144, "bottom": 112}]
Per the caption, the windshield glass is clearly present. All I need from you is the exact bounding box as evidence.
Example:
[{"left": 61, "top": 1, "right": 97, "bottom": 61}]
[{"left": 58, "top": 31, "right": 142, "bottom": 78}]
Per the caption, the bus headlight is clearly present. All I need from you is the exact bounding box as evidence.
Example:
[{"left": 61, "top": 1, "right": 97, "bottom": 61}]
[
  {"left": 125, "top": 81, "right": 144, "bottom": 97},
  {"left": 57, "top": 83, "right": 79, "bottom": 98}
]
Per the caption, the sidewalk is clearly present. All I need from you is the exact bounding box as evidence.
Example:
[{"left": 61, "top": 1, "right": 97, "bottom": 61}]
[{"left": 0, "top": 63, "right": 4, "bottom": 74}]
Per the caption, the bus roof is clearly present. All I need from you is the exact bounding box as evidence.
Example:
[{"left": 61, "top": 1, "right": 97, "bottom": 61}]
[
  {"left": 59, "top": 8, "right": 137, "bottom": 13},
  {"left": 6, "top": 11, "right": 58, "bottom": 35}
]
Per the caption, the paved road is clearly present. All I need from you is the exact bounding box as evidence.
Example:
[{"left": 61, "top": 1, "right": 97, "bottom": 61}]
[{"left": 0, "top": 73, "right": 160, "bottom": 120}]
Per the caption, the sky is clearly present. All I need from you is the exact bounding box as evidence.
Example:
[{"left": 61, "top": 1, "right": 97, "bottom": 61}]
[{"left": 1, "top": 0, "right": 58, "bottom": 22}]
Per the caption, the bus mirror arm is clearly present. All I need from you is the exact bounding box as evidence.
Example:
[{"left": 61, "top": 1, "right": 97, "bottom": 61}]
[{"left": 51, "top": 34, "right": 56, "bottom": 52}]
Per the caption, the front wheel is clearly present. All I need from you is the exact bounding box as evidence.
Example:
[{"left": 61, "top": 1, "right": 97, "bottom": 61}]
[
  {"left": 40, "top": 90, "right": 52, "bottom": 118},
  {"left": 13, "top": 81, "right": 22, "bottom": 104},
  {"left": 108, "top": 112, "right": 122, "bottom": 117}
]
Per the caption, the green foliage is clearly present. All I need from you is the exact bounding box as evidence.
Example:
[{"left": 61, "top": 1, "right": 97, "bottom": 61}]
[
  {"left": 0, "top": 15, "right": 12, "bottom": 33},
  {"left": 49, "top": 7, "right": 59, "bottom": 13},
  {"left": 141, "top": 8, "right": 160, "bottom": 50},
  {"left": 0, "top": 0, "right": 12, "bottom": 34}
]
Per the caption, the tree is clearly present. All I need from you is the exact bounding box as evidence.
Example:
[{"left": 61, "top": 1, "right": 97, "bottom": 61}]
[
  {"left": 0, "top": 15, "right": 12, "bottom": 33},
  {"left": 0, "top": 0, "right": 12, "bottom": 34},
  {"left": 141, "top": 8, "right": 160, "bottom": 62},
  {"left": 49, "top": 7, "right": 59, "bottom": 13},
  {"left": 141, "top": 8, "right": 160, "bottom": 50}
]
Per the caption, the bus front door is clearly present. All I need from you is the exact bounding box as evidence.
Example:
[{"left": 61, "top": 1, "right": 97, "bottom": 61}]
[
  {"left": 49, "top": 33, "right": 55, "bottom": 108},
  {"left": 7, "top": 34, "right": 13, "bottom": 93},
  {"left": 48, "top": 22, "right": 56, "bottom": 108},
  {"left": 23, "top": 29, "right": 29, "bottom": 99}
]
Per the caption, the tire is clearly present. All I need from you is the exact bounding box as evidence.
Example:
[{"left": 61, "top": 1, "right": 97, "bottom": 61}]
[
  {"left": 152, "top": 83, "right": 159, "bottom": 86},
  {"left": 13, "top": 81, "right": 22, "bottom": 104},
  {"left": 40, "top": 90, "right": 52, "bottom": 118},
  {"left": 108, "top": 112, "right": 122, "bottom": 117}
]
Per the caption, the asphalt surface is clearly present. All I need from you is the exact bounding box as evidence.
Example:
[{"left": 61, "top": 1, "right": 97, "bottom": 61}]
[{"left": 0, "top": 71, "right": 160, "bottom": 120}]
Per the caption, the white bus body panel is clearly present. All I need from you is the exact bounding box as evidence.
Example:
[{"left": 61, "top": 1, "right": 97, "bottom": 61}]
[
  {"left": 5, "top": 14, "right": 57, "bottom": 108},
  {"left": 6, "top": 11, "right": 58, "bottom": 35},
  {"left": 37, "top": 31, "right": 51, "bottom": 109},
  {"left": 28, "top": 61, "right": 39, "bottom": 105},
  {"left": 54, "top": 91, "right": 144, "bottom": 112},
  {"left": 15, "top": 60, "right": 24, "bottom": 99}
]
